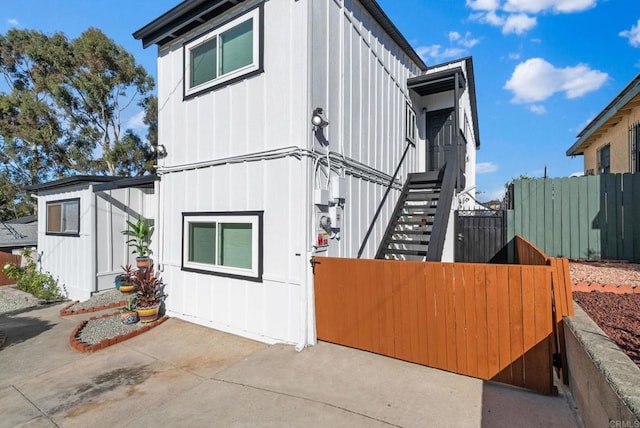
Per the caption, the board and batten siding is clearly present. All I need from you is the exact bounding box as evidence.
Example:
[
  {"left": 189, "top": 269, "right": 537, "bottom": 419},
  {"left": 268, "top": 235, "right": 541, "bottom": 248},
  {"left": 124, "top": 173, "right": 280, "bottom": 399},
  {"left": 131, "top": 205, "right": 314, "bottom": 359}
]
[
  {"left": 155, "top": 0, "right": 310, "bottom": 344},
  {"left": 156, "top": 0, "right": 309, "bottom": 168},
  {"left": 38, "top": 186, "right": 95, "bottom": 302},
  {"left": 159, "top": 159, "right": 305, "bottom": 343},
  {"left": 95, "top": 187, "right": 156, "bottom": 292},
  {"left": 310, "top": 0, "right": 423, "bottom": 259}
]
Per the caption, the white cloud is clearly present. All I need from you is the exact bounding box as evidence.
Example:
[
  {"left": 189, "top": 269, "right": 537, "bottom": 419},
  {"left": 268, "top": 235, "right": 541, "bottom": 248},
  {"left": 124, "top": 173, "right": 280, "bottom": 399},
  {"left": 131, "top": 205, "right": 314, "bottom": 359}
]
[
  {"left": 466, "top": 0, "right": 500, "bottom": 11},
  {"left": 418, "top": 31, "right": 480, "bottom": 61},
  {"left": 530, "top": 104, "right": 547, "bottom": 114},
  {"left": 509, "top": 52, "right": 521, "bottom": 60},
  {"left": 504, "top": 58, "right": 608, "bottom": 103},
  {"left": 477, "top": 162, "right": 499, "bottom": 173},
  {"left": 620, "top": 19, "right": 640, "bottom": 47},
  {"left": 479, "top": 187, "right": 506, "bottom": 202},
  {"left": 467, "top": 0, "right": 597, "bottom": 35},
  {"left": 570, "top": 171, "right": 584, "bottom": 177},
  {"left": 416, "top": 44, "right": 466, "bottom": 61},
  {"left": 7, "top": 18, "right": 19, "bottom": 26},
  {"left": 503, "top": 0, "right": 597, "bottom": 14},
  {"left": 502, "top": 13, "right": 537, "bottom": 34},
  {"left": 126, "top": 110, "right": 146, "bottom": 130}
]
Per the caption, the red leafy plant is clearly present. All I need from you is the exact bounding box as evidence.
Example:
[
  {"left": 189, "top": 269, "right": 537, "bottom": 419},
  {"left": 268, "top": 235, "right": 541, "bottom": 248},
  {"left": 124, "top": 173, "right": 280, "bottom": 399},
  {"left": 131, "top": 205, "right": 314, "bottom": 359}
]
[{"left": 124, "top": 264, "right": 167, "bottom": 307}]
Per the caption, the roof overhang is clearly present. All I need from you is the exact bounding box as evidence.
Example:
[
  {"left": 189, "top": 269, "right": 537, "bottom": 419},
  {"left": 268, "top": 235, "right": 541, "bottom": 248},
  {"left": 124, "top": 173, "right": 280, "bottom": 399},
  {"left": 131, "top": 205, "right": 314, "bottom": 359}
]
[
  {"left": 25, "top": 175, "right": 158, "bottom": 194},
  {"left": 133, "top": 0, "right": 246, "bottom": 49},
  {"left": 567, "top": 73, "right": 640, "bottom": 156},
  {"left": 407, "top": 66, "right": 466, "bottom": 96},
  {"left": 93, "top": 175, "right": 158, "bottom": 192},
  {"left": 133, "top": 0, "right": 428, "bottom": 71},
  {"left": 408, "top": 57, "right": 481, "bottom": 148},
  {"left": 25, "top": 176, "right": 119, "bottom": 194}
]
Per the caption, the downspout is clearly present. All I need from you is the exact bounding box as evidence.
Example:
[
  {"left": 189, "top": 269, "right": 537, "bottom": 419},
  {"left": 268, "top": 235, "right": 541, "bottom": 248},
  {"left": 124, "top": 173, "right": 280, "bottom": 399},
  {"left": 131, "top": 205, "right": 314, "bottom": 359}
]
[
  {"left": 298, "top": 0, "right": 315, "bottom": 351},
  {"left": 91, "top": 185, "right": 99, "bottom": 295}
]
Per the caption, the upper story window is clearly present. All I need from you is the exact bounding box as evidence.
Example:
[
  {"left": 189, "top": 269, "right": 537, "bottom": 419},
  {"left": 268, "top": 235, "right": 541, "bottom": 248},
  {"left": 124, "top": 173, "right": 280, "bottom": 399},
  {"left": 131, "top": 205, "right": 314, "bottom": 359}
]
[
  {"left": 184, "top": 7, "right": 262, "bottom": 98},
  {"left": 46, "top": 198, "right": 80, "bottom": 236},
  {"left": 597, "top": 143, "right": 611, "bottom": 174},
  {"left": 405, "top": 103, "right": 417, "bottom": 145}
]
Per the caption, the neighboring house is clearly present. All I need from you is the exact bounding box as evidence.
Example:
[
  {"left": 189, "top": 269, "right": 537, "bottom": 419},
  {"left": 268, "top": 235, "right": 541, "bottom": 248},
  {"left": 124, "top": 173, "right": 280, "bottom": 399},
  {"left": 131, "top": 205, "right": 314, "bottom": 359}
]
[
  {"left": 132, "top": 0, "right": 480, "bottom": 348},
  {"left": 26, "top": 175, "right": 157, "bottom": 301},
  {"left": 0, "top": 215, "right": 38, "bottom": 256},
  {"left": 567, "top": 73, "right": 640, "bottom": 175}
]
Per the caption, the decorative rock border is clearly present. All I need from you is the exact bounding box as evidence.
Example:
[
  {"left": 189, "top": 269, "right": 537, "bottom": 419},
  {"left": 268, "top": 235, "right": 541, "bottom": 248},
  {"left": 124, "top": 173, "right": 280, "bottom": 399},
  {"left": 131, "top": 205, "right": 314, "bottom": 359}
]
[
  {"left": 572, "top": 282, "right": 639, "bottom": 294},
  {"left": 60, "top": 299, "right": 127, "bottom": 316},
  {"left": 69, "top": 312, "right": 169, "bottom": 353}
]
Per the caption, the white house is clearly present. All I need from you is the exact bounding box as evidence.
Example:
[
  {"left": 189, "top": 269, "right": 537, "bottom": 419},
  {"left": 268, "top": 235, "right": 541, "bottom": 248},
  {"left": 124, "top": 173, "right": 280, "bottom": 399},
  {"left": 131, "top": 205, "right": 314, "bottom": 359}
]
[
  {"left": 27, "top": 175, "right": 157, "bottom": 301},
  {"left": 133, "top": 0, "right": 480, "bottom": 348}
]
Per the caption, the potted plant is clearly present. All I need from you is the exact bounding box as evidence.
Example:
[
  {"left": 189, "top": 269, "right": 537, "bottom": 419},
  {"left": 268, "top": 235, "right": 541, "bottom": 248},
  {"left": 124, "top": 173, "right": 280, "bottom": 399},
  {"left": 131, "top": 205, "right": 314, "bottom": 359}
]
[
  {"left": 122, "top": 218, "right": 154, "bottom": 270},
  {"left": 114, "top": 273, "right": 127, "bottom": 290},
  {"left": 120, "top": 297, "right": 139, "bottom": 324},
  {"left": 118, "top": 265, "right": 136, "bottom": 294},
  {"left": 130, "top": 265, "right": 167, "bottom": 323}
]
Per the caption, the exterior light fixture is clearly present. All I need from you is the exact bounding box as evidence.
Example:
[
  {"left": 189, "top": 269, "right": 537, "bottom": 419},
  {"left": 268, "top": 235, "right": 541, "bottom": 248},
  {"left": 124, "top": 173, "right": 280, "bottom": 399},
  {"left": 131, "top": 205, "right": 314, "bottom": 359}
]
[
  {"left": 311, "top": 108, "right": 329, "bottom": 128},
  {"left": 153, "top": 144, "right": 167, "bottom": 158}
]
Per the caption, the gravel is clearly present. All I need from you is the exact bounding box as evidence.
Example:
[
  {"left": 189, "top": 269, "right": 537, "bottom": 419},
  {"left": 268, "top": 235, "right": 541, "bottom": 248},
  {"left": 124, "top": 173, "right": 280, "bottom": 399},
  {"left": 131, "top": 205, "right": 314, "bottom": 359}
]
[
  {"left": 78, "top": 315, "right": 146, "bottom": 345},
  {"left": 569, "top": 260, "right": 640, "bottom": 287},
  {"left": 0, "top": 286, "right": 40, "bottom": 315},
  {"left": 64, "top": 289, "right": 127, "bottom": 313}
]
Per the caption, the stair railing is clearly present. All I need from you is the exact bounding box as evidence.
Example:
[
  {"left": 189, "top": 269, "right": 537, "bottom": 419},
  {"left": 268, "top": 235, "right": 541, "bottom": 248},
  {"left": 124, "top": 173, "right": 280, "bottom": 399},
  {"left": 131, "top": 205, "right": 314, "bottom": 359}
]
[
  {"left": 357, "top": 141, "right": 413, "bottom": 259},
  {"left": 425, "top": 144, "right": 458, "bottom": 261}
]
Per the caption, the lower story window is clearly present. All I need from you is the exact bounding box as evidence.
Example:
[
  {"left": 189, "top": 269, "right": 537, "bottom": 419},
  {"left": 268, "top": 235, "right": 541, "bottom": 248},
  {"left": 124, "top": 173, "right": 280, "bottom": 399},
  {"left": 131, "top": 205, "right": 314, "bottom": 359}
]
[{"left": 182, "top": 211, "right": 263, "bottom": 281}]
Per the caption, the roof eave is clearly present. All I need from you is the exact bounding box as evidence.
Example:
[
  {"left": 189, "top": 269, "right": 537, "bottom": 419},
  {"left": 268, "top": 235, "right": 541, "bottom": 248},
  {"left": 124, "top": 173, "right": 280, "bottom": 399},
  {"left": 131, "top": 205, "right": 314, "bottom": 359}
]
[
  {"left": 566, "top": 73, "right": 640, "bottom": 157},
  {"left": 133, "top": 0, "right": 428, "bottom": 71}
]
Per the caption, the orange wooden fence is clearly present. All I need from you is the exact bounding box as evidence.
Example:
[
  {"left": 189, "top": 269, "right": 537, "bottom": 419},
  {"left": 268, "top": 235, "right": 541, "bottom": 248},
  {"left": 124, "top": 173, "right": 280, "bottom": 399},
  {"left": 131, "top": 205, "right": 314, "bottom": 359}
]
[
  {"left": 313, "top": 237, "right": 574, "bottom": 395},
  {"left": 0, "top": 252, "right": 20, "bottom": 286}
]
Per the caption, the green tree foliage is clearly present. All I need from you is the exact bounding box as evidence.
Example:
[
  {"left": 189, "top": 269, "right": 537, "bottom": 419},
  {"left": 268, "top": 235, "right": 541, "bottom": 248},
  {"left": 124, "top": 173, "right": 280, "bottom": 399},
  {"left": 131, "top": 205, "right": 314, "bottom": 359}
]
[{"left": 0, "top": 28, "right": 157, "bottom": 221}]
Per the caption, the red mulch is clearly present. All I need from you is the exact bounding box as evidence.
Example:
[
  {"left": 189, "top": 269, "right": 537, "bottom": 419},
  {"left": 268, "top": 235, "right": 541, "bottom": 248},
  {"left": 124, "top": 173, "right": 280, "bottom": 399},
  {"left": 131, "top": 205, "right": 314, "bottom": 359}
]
[
  {"left": 572, "top": 291, "right": 640, "bottom": 368},
  {"left": 569, "top": 260, "right": 640, "bottom": 368}
]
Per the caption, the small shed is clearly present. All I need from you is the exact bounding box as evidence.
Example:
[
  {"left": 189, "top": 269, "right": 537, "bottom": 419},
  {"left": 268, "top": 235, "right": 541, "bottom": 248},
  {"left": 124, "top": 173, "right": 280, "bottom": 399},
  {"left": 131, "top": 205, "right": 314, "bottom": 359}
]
[{"left": 27, "top": 175, "right": 157, "bottom": 301}]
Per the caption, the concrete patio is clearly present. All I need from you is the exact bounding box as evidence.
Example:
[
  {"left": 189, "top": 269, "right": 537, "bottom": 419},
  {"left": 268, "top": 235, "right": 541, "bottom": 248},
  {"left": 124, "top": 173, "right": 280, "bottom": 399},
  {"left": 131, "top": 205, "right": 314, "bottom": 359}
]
[{"left": 1, "top": 302, "right": 583, "bottom": 427}]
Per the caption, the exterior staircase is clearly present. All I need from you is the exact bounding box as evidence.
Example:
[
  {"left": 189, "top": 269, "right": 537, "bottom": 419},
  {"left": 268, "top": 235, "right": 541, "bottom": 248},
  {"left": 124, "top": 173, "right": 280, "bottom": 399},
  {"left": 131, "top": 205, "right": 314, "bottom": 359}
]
[{"left": 375, "top": 172, "right": 443, "bottom": 260}]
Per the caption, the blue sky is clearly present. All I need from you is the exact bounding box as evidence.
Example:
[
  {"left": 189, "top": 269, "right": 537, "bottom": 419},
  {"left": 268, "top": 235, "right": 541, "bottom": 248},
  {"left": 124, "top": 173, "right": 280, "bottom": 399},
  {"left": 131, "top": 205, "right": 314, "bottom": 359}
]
[{"left": 2, "top": 0, "right": 639, "bottom": 201}]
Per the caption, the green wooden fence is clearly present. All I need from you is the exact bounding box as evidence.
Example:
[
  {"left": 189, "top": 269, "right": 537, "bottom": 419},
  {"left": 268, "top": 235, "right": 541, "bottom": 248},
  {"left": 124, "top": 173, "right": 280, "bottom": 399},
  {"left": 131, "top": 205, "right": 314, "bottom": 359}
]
[{"left": 507, "top": 173, "right": 640, "bottom": 262}]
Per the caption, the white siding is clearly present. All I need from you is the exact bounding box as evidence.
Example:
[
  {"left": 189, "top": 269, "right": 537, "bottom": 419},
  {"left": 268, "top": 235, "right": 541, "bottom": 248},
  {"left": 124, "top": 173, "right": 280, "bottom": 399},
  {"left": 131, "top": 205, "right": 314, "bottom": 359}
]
[
  {"left": 310, "top": 0, "right": 422, "bottom": 259},
  {"left": 159, "top": 158, "right": 304, "bottom": 344},
  {"left": 155, "top": 0, "right": 310, "bottom": 344},
  {"left": 95, "top": 187, "right": 156, "bottom": 291},
  {"left": 38, "top": 185, "right": 95, "bottom": 302}
]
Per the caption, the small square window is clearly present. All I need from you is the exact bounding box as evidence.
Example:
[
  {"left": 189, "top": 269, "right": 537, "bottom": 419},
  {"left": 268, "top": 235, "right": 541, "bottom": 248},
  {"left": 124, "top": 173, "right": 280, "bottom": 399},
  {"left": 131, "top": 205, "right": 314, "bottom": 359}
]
[
  {"left": 406, "top": 103, "right": 417, "bottom": 144},
  {"left": 182, "top": 212, "right": 263, "bottom": 281},
  {"left": 598, "top": 144, "right": 610, "bottom": 175},
  {"left": 46, "top": 198, "right": 80, "bottom": 236},
  {"left": 184, "top": 7, "right": 261, "bottom": 97}
]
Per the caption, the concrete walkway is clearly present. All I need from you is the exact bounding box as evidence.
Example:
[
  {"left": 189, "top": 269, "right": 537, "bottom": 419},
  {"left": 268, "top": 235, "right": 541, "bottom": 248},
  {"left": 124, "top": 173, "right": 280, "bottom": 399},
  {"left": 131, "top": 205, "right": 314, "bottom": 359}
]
[{"left": 1, "top": 303, "right": 583, "bottom": 427}]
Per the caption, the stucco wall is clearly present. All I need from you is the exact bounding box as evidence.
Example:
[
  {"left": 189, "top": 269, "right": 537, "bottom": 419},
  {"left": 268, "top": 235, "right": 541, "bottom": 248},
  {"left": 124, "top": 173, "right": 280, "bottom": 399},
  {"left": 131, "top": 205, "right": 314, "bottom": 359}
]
[{"left": 582, "top": 100, "right": 640, "bottom": 174}]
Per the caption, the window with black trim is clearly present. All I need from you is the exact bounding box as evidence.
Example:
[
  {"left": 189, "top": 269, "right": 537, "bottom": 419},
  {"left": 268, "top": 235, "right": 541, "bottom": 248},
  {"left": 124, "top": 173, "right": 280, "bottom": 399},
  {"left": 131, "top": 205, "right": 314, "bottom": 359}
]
[
  {"left": 182, "top": 211, "right": 263, "bottom": 281},
  {"left": 598, "top": 143, "right": 611, "bottom": 174},
  {"left": 184, "top": 7, "right": 261, "bottom": 97},
  {"left": 46, "top": 198, "right": 80, "bottom": 236},
  {"left": 406, "top": 103, "right": 417, "bottom": 144},
  {"left": 630, "top": 121, "right": 640, "bottom": 173}
]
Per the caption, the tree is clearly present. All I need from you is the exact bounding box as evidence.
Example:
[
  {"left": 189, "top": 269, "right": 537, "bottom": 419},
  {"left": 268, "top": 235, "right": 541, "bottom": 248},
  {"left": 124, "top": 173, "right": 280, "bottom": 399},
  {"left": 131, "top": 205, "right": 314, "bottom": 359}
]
[{"left": 0, "top": 28, "right": 156, "bottom": 221}]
